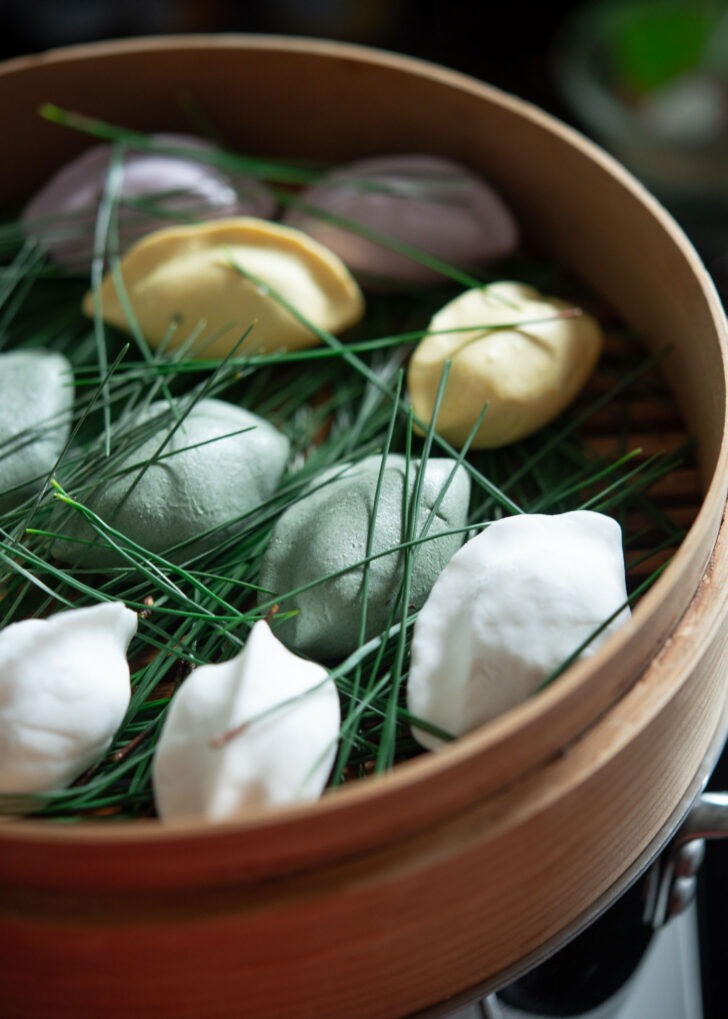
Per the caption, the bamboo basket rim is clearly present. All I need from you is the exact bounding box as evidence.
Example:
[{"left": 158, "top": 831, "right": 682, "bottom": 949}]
[{"left": 0, "top": 33, "right": 727, "bottom": 881}]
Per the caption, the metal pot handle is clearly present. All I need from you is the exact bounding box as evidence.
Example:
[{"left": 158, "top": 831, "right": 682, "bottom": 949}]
[{"left": 644, "top": 792, "right": 728, "bottom": 929}]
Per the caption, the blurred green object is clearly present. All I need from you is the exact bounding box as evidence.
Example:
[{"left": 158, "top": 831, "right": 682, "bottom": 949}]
[
  {"left": 552, "top": 0, "right": 728, "bottom": 204},
  {"left": 610, "top": 2, "right": 725, "bottom": 93}
]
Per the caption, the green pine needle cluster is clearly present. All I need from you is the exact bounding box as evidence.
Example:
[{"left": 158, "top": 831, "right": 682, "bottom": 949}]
[{"left": 0, "top": 111, "right": 696, "bottom": 821}]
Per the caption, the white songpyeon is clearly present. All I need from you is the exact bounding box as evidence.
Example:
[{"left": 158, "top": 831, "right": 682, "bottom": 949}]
[
  {"left": 407, "top": 510, "right": 632, "bottom": 749},
  {"left": 152, "top": 620, "right": 340, "bottom": 821},
  {"left": 0, "top": 602, "right": 138, "bottom": 793}
]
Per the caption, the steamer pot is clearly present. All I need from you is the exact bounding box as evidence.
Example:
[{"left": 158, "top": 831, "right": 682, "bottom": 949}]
[{"left": 0, "top": 35, "right": 728, "bottom": 1019}]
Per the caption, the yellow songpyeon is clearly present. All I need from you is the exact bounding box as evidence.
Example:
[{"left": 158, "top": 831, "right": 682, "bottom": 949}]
[
  {"left": 82, "top": 216, "right": 365, "bottom": 357},
  {"left": 407, "top": 280, "right": 603, "bottom": 448}
]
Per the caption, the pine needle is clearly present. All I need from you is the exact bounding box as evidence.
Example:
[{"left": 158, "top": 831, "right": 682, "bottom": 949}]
[{"left": 0, "top": 113, "right": 699, "bottom": 819}]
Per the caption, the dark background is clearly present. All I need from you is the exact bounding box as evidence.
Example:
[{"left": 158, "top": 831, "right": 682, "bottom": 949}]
[
  {"left": 1, "top": 2, "right": 727, "bottom": 1016},
  {"left": 0, "top": 0, "right": 581, "bottom": 114}
]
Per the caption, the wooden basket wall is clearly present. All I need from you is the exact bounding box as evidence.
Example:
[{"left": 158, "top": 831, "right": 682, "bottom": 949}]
[{"left": 0, "top": 36, "right": 727, "bottom": 1019}]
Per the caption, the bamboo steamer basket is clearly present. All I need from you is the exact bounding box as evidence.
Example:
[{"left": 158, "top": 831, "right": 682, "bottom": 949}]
[{"left": 1, "top": 35, "right": 728, "bottom": 1019}]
